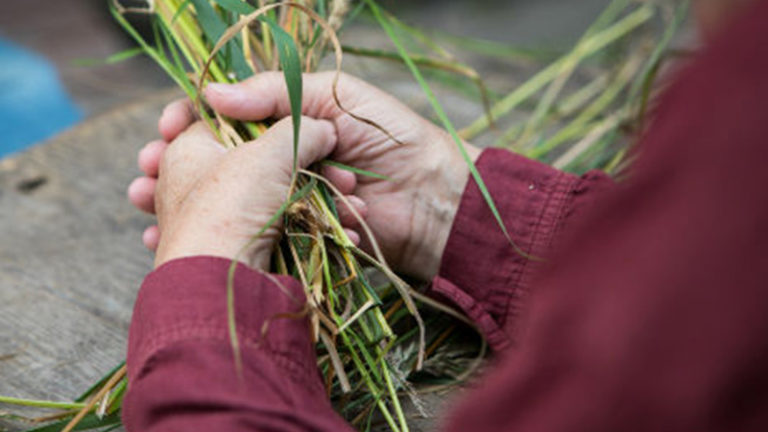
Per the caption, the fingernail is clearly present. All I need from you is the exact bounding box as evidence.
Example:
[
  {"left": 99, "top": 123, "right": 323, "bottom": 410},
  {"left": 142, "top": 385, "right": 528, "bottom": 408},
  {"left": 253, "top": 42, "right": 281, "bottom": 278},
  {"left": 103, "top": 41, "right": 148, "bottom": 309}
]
[
  {"left": 345, "top": 229, "right": 361, "bottom": 246},
  {"left": 347, "top": 196, "right": 367, "bottom": 216},
  {"left": 205, "top": 82, "right": 238, "bottom": 98}
]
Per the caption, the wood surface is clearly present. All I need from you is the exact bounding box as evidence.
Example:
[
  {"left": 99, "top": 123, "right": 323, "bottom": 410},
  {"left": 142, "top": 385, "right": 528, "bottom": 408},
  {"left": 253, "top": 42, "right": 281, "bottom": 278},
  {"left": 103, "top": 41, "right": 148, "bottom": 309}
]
[{"left": 0, "top": 90, "right": 177, "bottom": 431}]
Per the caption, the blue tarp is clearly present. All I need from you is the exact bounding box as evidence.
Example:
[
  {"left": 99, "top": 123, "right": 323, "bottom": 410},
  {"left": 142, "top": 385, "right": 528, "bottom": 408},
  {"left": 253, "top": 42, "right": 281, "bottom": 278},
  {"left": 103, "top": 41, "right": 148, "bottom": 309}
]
[{"left": 0, "top": 38, "right": 82, "bottom": 157}]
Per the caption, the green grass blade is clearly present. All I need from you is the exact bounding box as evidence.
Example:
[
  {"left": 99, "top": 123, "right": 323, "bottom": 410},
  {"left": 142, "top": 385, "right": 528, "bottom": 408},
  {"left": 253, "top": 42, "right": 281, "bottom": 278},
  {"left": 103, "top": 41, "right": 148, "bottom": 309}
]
[
  {"left": 460, "top": 4, "right": 654, "bottom": 140},
  {"left": 517, "top": 0, "right": 633, "bottom": 145},
  {"left": 627, "top": 0, "right": 689, "bottom": 110},
  {"left": 211, "top": 0, "right": 256, "bottom": 15},
  {"left": 189, "top": 0, "right": 252, "bottom": 80},
  {"left": 428, "top": 30, "right": 560, "bottom": 63},
  {"left": 21, "top": 412, "right": 121, "bottom": 432},
  {"left": 527, "top": 56, "right": 640, "bottom": 160},
  {"left": 261, "top": 17, "right": 303, "bottom": 176},
  {"left": 73, "top": 47, "right": 144, "bottom": 66},
  {"left": 321, "top": 160, "right": 391, "bottom": 181},
  {"left": 171, "top": 0, "right": 193, "bottom": 23},
  {"left": 0, "top": 395, "right": 85, "bottom": 410},
  {"left": 157, "top": 19, "right": 196, "bottom": 90},
  {"left": 363, "top": 0, "right": 529, "bottom": 258},
  {"left": 109, "top": 5, "right": 196, "bottom": 98},
  {"left": 75, "top": 362, "right": 126, "bottom": 403}
]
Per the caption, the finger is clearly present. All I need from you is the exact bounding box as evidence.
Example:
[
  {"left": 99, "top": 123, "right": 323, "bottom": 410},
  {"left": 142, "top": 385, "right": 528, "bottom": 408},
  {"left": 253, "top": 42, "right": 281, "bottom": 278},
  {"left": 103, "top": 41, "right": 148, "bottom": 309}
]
[
  {"left": 205, "top": 71, "right": 356, "bottom": 121},
  {"left": 246, "top": 116, "right": 337, "bottom": 171},
  {"left": 159, "top": 98, "right": 196, "bottom": 142},
  {"left": 344, "top": 229, "right": 361, "bottom": 247},
  {"left": 335, "top": 195, "right": 367, "bottom": 227},
  {"left": 322, "top": 164, "right": 357, "bottom": 195},
  {"left": 161, "top": 122, "right": 224, "bottom": 178},
  {"left": 143, "top": 225, "right": 160, "bottom": 251},
  {"left": 138, "top": 140, "right": 168, "bottom": 178},
  {"left": 128, "top": 176, "right": 157, "bottom": 214}
]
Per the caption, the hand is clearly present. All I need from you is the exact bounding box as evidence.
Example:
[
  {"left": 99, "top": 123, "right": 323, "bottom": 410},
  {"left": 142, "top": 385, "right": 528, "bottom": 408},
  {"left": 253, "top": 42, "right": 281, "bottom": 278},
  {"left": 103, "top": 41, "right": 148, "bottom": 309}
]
[
  {"left": 128, "top": 115, "right": 341, "bottom": 270},
  {"left": 202, "top": 72, "right": 481, "bottom": 280}
]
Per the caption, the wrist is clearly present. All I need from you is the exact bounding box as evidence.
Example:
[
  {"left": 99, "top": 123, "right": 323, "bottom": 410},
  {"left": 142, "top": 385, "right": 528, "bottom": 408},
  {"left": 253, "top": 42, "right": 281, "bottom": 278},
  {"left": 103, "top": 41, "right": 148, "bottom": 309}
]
[
  {"left": 404, "top": 133, "right": 481, "bottom": 280},
  {"left": 155, "top": 218, "right": 273, "bottom": 271}
]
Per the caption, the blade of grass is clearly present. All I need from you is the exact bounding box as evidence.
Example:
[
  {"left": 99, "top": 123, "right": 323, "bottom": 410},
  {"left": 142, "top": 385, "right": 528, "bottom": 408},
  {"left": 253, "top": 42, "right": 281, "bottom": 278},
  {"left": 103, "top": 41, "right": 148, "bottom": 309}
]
[
  {"left": 428, "top": 29, "right": 560, "bottom": 63},
  {"left": 22, "top": 412, "right": 122, "bottom": 432},
  {"left": 75, "top": 362, "right": 126, "bottom": 403},
  {"left": 73, "top": 47, "right": 144, "bottom": 66},
  {"left": 526, "top": 55, "right": 642, "bottom": 160},
  {"left": 190, "top": 0, "right": 253, "bottom": 79},
  {"left": 516, "top": 0, "right": 633, "bottom": 146},
  {"left": 341, "top": 45, "right": 493, "bottom": 120},
  {"left": 171, "top": 0, "right": 193, "bottom": 23},
  {"left": 211, "top": 0, "right": 256, "bottom": 15},
  {"left": 261, "top": 17, "right": 303, "bottom": 178},
  {"left": 627, "top": 0, "right": 689, "bottom": 122},
  {"left": 110, "top": 5, "right": 196, "bottom": 98},
  {"left": 321, "top": 160, "right": 391, "bottom": 181},
  {"left": 0, "top": 396, "right": 85, "bottom": 411},
  {"left": 460, "top": 4, "right": 654, "bottom": 140},
  {"left": 61, "top": 365, "right": 126, "bottom": 432},
  {"left": 379, "top": 359, "right": 408, "bottom": 432},
  {"left": 552, "top": 111, "right": 622, "bottom": 170}
]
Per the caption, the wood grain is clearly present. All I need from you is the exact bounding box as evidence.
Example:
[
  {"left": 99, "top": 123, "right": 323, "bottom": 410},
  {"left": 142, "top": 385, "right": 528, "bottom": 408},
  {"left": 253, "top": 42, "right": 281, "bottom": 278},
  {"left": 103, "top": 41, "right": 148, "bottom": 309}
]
[{"left": 0, "top": 90, "right": 179, "bottom": 431}]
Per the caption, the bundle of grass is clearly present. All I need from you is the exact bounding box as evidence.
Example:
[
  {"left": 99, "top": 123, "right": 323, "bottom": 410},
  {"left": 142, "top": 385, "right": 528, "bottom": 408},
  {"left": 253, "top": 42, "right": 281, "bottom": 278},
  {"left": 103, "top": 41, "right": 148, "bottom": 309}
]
[
  {"left": 454, "top": 0, "right": 691, "bottom": 175},
  {"left": 0, "top": 1, "right": 689, "bottom": 431}
]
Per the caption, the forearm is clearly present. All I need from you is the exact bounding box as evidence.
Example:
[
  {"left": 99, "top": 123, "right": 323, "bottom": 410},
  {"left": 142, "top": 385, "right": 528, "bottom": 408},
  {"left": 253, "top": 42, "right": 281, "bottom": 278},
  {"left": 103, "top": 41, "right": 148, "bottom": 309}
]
[{"left": 123, "top": 257, "right": 352, "bottom": 432}]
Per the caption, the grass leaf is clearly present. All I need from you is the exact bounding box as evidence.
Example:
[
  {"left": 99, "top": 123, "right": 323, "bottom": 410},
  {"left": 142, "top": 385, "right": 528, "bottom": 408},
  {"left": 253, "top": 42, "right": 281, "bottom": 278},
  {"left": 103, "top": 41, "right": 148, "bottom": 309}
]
[
  {"left": 260, "top": 17, "right": 303, "bottom": 176},
  {"left": 22, "top": 412, "right": 121, "bottom": 432},
  {"left": 171, "top": 0, "right": 193, "bottom": 23},
  {"left": 190, "top": 0, "right": 253, "bottom": 80},
  {"left": 460, "top": 4, "right": 654, "bottom": 140},
  {"left": 75, "top": 362, "right": 126, "bottom": 403},
  {"left": 211, "top": 0, "right": 256, "bottom": 15},
  {"left": 109, "top": 5, "right": 195, "bottom": 98},
  {"left": 321, "top": 160, "right": 391, "bottom": 181},
  {"left": 73, "top": 47, "right": 144, "bottom": 66}
]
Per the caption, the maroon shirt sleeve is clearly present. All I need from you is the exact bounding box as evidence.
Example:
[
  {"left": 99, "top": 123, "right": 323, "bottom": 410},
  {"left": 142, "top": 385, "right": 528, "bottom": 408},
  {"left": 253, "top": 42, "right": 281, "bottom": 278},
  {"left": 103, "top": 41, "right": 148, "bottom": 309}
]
[
  {"left": 443, "top": 1, "right": 768, "bottom": 430},
  {"left": 431, "top": 150, "right": 610, "bottom": 350},
  {"left": 123, "top": 257, "right": 354, "bottom": 432}
]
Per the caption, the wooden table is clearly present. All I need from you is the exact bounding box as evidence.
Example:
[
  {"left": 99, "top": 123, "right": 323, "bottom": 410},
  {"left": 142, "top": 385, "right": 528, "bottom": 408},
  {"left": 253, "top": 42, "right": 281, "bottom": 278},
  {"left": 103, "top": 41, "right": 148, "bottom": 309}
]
[{"left": 0, "top": 91, "right": 176, "bottom": 431}]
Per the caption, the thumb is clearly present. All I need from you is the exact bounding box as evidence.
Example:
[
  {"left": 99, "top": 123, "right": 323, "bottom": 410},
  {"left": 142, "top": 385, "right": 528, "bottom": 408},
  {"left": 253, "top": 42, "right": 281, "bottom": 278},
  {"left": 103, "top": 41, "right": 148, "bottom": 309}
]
[{"left": 240, "top": 116, "right": 337, "bottom": 172}]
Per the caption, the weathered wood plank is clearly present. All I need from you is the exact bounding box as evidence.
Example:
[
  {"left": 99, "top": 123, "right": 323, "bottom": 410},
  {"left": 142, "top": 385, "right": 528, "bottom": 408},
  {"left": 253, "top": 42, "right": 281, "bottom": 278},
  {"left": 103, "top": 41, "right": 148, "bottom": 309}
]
[{"left": 0, "top": 90, "right": 180, "bottom": 431}]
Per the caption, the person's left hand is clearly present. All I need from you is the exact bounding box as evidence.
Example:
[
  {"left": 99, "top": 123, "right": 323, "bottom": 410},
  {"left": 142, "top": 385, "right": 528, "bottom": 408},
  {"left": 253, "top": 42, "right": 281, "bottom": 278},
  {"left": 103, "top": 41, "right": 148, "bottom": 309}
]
[{"left": 127, "top": 112, "right": 345, "bottom": 271}]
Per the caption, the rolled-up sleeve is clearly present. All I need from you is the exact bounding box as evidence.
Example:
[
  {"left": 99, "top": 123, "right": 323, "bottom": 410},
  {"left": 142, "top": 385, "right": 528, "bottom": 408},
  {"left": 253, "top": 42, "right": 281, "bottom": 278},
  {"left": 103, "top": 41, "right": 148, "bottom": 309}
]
[
  {"left": 431, "top": 149, "right": 611, "bottom": 351},
  {"left": 123, "top": 256, "right": 353, "bottom": 432}
]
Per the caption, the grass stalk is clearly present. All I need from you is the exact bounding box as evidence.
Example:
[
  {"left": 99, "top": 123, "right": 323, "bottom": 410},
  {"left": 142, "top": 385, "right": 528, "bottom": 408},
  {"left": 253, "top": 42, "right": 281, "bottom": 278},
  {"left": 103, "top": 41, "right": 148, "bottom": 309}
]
[
  {"left": 0, "top": 396, "right": 86, "bottom": 411},
  {"left": 460, "top": 4, "right": 654, "bottom": 140}
]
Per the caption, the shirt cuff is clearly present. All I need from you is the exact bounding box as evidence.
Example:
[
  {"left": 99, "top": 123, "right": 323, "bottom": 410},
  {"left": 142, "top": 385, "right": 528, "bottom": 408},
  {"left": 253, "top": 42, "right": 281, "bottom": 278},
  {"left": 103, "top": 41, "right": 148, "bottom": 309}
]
[
  {"left": 430, "top": 149, "right": 581, "bottom": 350},
  {"left": 127, "top": 256, "right": 318, "bottom": 389}
]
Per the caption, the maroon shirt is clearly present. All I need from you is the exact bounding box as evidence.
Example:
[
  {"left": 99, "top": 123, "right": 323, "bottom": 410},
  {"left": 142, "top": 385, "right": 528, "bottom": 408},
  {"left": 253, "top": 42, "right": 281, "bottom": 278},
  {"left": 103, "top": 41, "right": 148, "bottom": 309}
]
[{"left": 124, "top": 2, "right": 768, "bottom": 430}]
